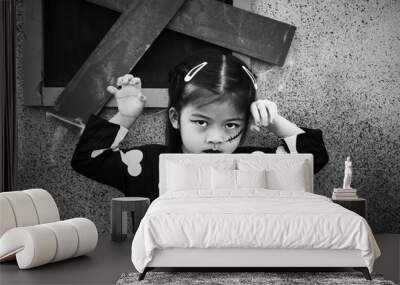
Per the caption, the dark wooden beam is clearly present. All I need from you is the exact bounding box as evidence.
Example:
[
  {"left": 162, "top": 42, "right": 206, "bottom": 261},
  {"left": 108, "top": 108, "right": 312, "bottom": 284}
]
[
  {"left": 49, "top": 0, "right": 186, "bottom": 126},
  {"left": 88, "top": 0, "right": 296, "bottom": 66}
]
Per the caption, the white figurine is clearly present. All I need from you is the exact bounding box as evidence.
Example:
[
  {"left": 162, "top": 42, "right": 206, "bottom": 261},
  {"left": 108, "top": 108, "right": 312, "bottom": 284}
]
[{"left": 342, "top": 156, "right": 352, "bottom": 189}]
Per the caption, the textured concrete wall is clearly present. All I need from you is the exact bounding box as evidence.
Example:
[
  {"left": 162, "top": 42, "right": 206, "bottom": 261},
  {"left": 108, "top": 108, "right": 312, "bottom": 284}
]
[
  {"left": 16, "top": 0, "right": 400, "bottom": 234},
  {"left": 250, "top": 0, "right": 400, "bottom": 233}
]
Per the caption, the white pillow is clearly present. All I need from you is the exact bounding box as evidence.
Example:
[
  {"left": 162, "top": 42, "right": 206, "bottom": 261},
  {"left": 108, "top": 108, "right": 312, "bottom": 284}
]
[
  {"left": 164, "top": 158, "right": 236, "bottom": 193},
  {"left": 211, "top": 168, "right": 236, "bottom": 190},
  {"left": 166, "top": 158, "right": 236, "bottom": 171},
  {"left": 237, "top": 169, "right": 268, "bottom": 189},
  {"left": 211, "top": 168, "right": 268, "bottom": 190},
  {"left": 237, "top": 159, "right": 307, "bottom": 191},
  {"left": 266, "top": 168, "right": 306, "bottom": 191},
  {"left": 166, "top": 162, "right": 211, "bottom": 191}
]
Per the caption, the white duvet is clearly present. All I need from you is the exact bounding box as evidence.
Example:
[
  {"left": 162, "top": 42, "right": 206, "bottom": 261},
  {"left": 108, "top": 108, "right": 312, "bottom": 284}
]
[{"left": 131, "top": 190, "right": 380, "bottom": 273}]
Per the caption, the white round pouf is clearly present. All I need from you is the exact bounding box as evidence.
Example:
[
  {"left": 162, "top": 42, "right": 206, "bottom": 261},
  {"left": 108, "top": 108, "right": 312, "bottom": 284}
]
[
  {"left": 0, "top": 189, "right": 98, "bottom": 269},
  {"left": 0, "top": 225, "right": 57, "bottom": 269},
  {"left": 42, "top": 221, "right": 79, "bottom": 262},
  {"left": 0, "top": 196, "right": 17, "bottom": 237},
  {"left": 23, "top": 189, "right": 60, "bottom": 223},
  {"left": 65, "top": 218, "right": 98, "bottom": 257},
  {"left": 0, "top": 191, "right": 39, "bottom": 227}
]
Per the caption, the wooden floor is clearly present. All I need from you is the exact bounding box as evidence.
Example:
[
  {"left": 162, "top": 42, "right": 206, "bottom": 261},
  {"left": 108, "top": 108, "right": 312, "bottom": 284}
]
[
  {"left": 373, "top": 234, "right": 400, "bottom": 284},
  {"left": 0, "top": 234, "right": 398, "bottom": 285},
  {"left": 0, "top": 235, "right": 133, "bottom": 285}
]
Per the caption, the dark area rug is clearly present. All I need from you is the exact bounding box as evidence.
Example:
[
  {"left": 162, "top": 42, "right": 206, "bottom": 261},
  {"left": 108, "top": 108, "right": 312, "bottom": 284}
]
[{"left": 116, "top": 271, "right": 396, "bottom": 285}]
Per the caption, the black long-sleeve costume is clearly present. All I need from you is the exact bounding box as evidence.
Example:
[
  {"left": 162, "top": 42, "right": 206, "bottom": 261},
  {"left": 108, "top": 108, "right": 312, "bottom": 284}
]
[{"left": 71, "top": 115, "right": 329, "bottom": 201}]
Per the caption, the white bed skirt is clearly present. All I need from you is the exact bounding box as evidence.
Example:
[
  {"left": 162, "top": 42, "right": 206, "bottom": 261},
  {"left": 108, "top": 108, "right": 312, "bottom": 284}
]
[{"left": 147, "top": 248, "right": 366, "bottom": 268}]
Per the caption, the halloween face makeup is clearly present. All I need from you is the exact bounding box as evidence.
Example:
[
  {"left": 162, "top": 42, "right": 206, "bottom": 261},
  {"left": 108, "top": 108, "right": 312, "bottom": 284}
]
[{"left": 170, "top": 100, "right": 246, "bottom": 154}]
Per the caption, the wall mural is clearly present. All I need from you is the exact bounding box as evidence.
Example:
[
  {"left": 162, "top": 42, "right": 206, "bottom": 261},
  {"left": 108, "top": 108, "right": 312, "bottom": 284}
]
[{"left": 16, "top": 0, "right": 400, "bottom": 234}]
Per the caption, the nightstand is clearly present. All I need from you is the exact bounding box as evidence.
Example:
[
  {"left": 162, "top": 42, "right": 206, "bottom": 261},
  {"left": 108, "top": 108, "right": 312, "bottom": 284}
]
[
  {"left": 332, "top": 198, "right": 367, "bottom": 219},
  {"left": 111, "top": 197, "right": 150, "bottom": 242}
]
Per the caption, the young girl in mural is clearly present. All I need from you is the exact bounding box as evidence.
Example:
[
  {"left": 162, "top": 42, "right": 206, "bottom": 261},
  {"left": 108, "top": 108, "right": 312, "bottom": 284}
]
[{"left": 71, "top": 51, "right": 329, "bottom": 201}]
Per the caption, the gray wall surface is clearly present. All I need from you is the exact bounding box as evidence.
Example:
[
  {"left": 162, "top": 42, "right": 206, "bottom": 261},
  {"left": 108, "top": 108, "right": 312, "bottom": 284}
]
[{"left": 16, "top": 0, "right": 400, "bottom": 234}]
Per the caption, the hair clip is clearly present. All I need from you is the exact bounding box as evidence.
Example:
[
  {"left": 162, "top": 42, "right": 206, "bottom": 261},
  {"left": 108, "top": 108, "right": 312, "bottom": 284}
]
[
  {"left": 242, "top": 66, "right": 258, "bottom": 90},
  {"left": 184, "top": 62, "right": 208, "bottom": 82}
]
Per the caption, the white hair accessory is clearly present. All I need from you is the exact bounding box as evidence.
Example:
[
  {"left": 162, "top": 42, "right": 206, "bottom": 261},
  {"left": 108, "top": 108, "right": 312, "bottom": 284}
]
[
  {"left": 242, "top": 66, "right": 258, "bottom": 90},
  {"left": 184, "top": 62, "right": 208, "bottom": 82},
  {"left": 183, "top": 61, "right": 257, "bottom": 91}
]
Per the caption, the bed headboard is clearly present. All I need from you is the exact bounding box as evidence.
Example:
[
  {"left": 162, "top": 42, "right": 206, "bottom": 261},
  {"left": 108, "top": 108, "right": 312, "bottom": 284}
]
[{"left": 159, "top": 154, "right": 314, "bottom": 195}]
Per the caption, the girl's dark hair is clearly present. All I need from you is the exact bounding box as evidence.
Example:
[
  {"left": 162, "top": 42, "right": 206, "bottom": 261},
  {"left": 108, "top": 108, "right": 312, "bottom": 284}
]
[{"left": 166, "top": 49, "right": 257, "bottom": 152}]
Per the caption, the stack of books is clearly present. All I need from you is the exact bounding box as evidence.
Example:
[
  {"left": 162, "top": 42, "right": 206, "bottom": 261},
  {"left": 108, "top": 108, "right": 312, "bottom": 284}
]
[{"left": 332, "top": 188, "right": 358, "bottom": 200}]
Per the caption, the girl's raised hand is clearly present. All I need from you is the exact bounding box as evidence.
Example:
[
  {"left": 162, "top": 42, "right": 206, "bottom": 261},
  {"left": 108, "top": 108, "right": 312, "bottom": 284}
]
[
  {"left": 107, "top": 74, "right": 146, "bottom": 119},
  {"left": 249, "top": 99, "right": 278, "bottom": 132}
]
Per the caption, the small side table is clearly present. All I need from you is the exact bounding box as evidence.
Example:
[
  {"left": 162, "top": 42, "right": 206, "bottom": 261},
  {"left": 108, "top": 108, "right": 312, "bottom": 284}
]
[
  {"left": 111, "top": 197, "right": 150, "bottom": 242},
  {"left": 332, "top": 198, "right": 367, "bottom": 219}
]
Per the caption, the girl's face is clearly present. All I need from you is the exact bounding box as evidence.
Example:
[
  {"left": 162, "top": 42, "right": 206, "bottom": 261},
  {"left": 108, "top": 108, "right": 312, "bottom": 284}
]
[{"left": 170, "top": 100, "right": 246, "bottom": 153}]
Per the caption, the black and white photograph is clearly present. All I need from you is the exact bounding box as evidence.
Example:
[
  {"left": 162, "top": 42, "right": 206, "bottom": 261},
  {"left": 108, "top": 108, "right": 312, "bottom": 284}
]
[{"left": 0, "top": 0, "right": 399, "bottom": 284}]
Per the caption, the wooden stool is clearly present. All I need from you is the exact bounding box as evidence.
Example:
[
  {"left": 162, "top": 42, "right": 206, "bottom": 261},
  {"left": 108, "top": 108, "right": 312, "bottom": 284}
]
[{"left": 111, "top": 197, "right": 150, "bottom": 242}]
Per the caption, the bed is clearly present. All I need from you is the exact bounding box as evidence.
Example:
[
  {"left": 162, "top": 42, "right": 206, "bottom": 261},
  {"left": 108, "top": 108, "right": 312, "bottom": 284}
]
[{"left": 131, "top": 154, "right": 381, "bottom": 280}]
